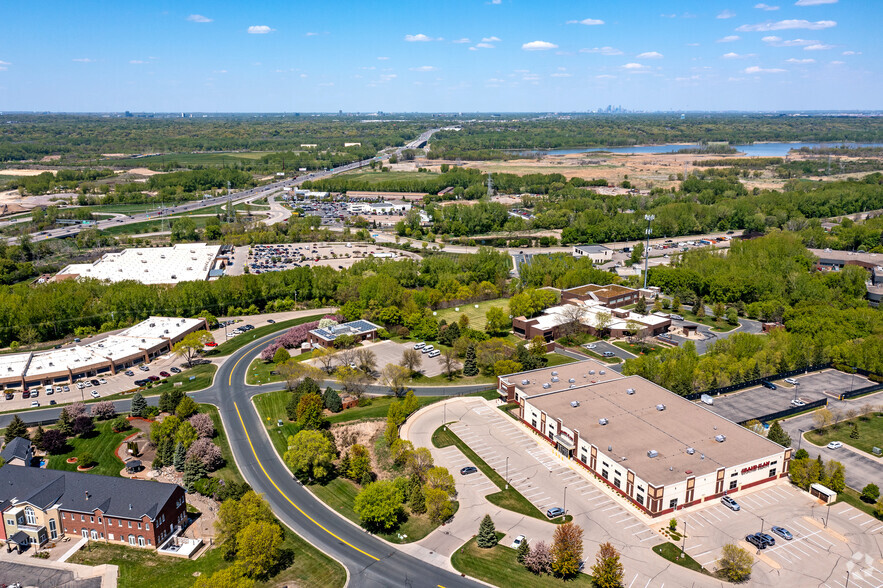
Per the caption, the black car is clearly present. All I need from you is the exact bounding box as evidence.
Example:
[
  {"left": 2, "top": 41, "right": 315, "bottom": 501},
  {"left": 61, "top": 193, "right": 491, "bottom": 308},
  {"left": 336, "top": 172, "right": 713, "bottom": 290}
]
[
  {"left": 460, "top": 466, "right": 478, "bottom": 475},
  {"left": 90, "top": 379, "right": 100, "bottom": 386},
  {"left": 757, "top": 533, "right": 775, "bottom": 547},
  {"left": 134, "top": 379, "right": 149, "bottom": 386},
  {"left": 761, "top": 380, "right": 777, "bottom": 390},
  {"left": 267, "top": 319, "right": 276, "bottom": 324},
  {"left": 746, "top": 534, "right": 766, "bottom": 549}
]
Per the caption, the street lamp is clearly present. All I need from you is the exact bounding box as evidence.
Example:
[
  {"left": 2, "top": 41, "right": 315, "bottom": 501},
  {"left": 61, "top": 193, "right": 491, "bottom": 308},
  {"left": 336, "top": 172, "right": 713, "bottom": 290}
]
[
  {"left": 505, "top": 457, "right": 509, "bottom": 490},
  {"left": 798, "top": 429, "right": 805, "bottom": 451},
  {"left": 682, "top": 519, "right": 688, "bottom": 556},
  {"left": 825, "top": 503, "right": 831, "bottom": 528},
  {"left": 564, "top": 486, "right": 568, "bottom": 515},
  {"left": 643, "top": 214, "right": 655, "bottom": 290}
]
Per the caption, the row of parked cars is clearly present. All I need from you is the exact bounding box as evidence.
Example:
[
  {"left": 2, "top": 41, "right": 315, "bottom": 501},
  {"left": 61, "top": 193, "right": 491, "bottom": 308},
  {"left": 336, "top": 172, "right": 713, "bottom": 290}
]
[
  {"left": 228, "top": 324, "right": 254, "bottom": 338},
  {"left": 413, "top": 342, "right": 441, "bottom": 358},
  {"left": 720, "top": 495, "right": 794, "bottom": 549}
]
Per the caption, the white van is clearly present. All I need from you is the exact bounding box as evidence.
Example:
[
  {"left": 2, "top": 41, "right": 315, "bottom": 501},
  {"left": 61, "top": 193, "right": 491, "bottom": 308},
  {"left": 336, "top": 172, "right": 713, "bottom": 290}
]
[
  {"left": 700, "top": 394, "right": 714, "bottom": 406},
  {"left": 421, "top": 345, "right": 434, "bottom": 354},
  {"left": 428, "top": 350, "right": 441, "bottom": 358}
]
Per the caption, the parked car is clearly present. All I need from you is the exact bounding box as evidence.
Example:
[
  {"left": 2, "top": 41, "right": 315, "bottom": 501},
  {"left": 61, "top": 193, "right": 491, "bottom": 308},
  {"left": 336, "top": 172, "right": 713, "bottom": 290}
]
[
  {"left": 124, "top": 370, "right": 134, "bottom": 376},
  {"left": 159, "top": 371, "right": 171, "bottom": 378},
  {"left": 63, "top": 386, "right": 70, "bottom": 393},
  {"left": 421, "top": 345, "right": 434, "bottom": 354},
  {"left": 267, "top": 319, "right": 276, "bottom": 324},
  {"left": 44, "top": 386, "right": 53, "bottom": 395},
  {"left": 84, "top": 381, "right": 92, "bottom": 387},
  {"left": 22, "top": 390, "right": 30, "bottom": 399},
  {"left": 90, "top": 390, "right": 100, "bottom": 399},
  {"left": 546, "top": 507, "right": 565, "bottom": 518},
  {"left": 460, "top": 466, "right": 478, "bottom": 475},
  {"left": 49, "top": 400, "right": 56, "bottom": 405},
  {"left": 602, "top": 351, "right": 616, "bottom": 358},
  {"left": 584, "top": 343, "right": 597, "bottom": 350},
  {"left": 784, "top": 378, "right": 799, "bottom": 385},
  {"left": 827, "top": 441, "right": 843, "bottom": 450},
  {"left": 721, "top": 496, "right": 741, "bottom": 511},
  {"left": 511, "top": 534, "right": 526, "bottom": 549},
  {"left": 30, "top": 390, "right": 38, "bottom": 398},
  {"left": 670, "top": 314, "right": 684, "bottom": 321},
  {"left": 4, "top": 393, "right": 12, "bottom": 400},
  {"left": 30, "top": 401, "right": 39, "bottom": 408},
  {"left": 761, "top": 380, "right": 777, "bottom": 390},
  {"left": 76, "top": 382, "right": 85, "bottom": 389},
  {"left": 428, "top": 350, "right": 441, "bottom": 358},
  {"left": 758, "top": 533, "right": 776, "bottom": 547},
  {"left": 134, "top": 379, "right": 149, "bottom": 386},
  {"left": 139, "top": 365, "right": 149, "bottom": 371},
  {"left": 746, "top": 534, "right": 766, "bottom": 549},
  {"left": 148, "top": 376, "right": 160, "bottom": 382},
  {"left": 170, "top": 367, "right": 181, "bottom": 373},
  {"left": 90, "top": 379, "right": 100, "bottom": 386},
  {"left": 414, "top": 342, "right": 426, "bottom": 350},
  {"left": 790, "top": 399, "right": 806, "bottom": 407},
  {"left": 771, "top": 526, "right": 793, "bottom": 540},
  {"left": 205, "top": 341, "right": 218, "bottom": 347}
]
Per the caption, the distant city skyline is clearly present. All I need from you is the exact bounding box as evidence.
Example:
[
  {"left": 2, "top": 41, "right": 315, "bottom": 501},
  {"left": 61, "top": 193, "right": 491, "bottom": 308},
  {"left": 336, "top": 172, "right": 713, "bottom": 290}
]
[{"left": 0, "top": 0, "right": 876, "bottom": 112}]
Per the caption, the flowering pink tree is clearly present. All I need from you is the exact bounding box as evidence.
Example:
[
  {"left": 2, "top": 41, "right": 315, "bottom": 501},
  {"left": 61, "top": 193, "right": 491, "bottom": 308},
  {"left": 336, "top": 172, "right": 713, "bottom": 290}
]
[
  {"left": 91, "top": 401, "right": 116, "bottom": 420},
  {"left": 63, "top": 402, "right": 88, "bottom": 420},
  {"left": 260, "top": 320, "right": 320, "bottom": 361},
  {"left": 186, "top": 438, "right": 223, "bottom": 471},
  {"left": 188, "top": 413, "right": 215, "bottom": 438}
]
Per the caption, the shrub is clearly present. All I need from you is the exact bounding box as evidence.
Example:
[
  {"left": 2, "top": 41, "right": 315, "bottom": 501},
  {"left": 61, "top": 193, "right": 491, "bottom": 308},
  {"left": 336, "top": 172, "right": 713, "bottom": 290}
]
[
  {"left": 862, "top": 484, "right": 880, "bottom": 503},
  {"left": 78, "top": 452, "right": 95, "bottom": 467},
  {"left": 189, "top": 413, "right": 215, "bottom": 438},
  {"left": 111, "top": 416, "right": 131, "bottom": 433},
  {"left": 72, "top": 416, "right": 94, "bottom": 437},
  {"left": 193, "top": 476, "right": 220, "bottom": 497}
]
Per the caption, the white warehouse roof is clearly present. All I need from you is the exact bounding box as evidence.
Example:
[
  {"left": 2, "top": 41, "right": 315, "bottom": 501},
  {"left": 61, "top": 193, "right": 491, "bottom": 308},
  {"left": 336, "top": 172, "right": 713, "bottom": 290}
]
[{"left": 59, "top": 244, "right": 222, "bottom": 285}]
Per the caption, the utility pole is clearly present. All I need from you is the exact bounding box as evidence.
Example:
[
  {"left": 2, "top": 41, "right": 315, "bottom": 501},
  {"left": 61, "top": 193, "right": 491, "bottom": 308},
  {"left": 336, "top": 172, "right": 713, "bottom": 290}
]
[
  {"left": 643, "top": 214, "right": 655, "bottom": 289},
  {"left": 226, "top": 182, "right": 232, "bottom": 224}
]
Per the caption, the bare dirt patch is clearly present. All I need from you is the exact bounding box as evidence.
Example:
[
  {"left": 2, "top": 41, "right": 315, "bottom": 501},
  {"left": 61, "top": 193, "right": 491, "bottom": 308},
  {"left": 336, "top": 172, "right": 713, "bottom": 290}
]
[
  {"left": 331, "top": 420, "right": 388, "bottom": 478},
  {"left": 40, "top": 155, "right": 61, "bottom": 162},
  {"left": 0, "top": 169, "right": 58, "bottom": 176},
  {"left": 125, "top": 167, "right": 165, "bottom": 176}
]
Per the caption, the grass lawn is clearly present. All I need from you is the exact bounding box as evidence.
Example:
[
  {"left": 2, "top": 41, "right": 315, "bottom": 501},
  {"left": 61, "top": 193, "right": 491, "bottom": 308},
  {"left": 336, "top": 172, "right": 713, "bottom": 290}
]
[
  {"left": 832, "top": 486, "right": 883, "bottom": 520},
  {"left": 47, "top": 420, "right": 128, "bottom": 478},
  {"left": 206, "top": 314, "right": 325, "bottom": 356},
  {"left": 432, "top": 426, "right": 570, "bottom": 524},
  {"left": 652, "top": 542, "right": 710, "bottom": 575},
  {"left": 613, "top": 341, "right": 664, "bottom": 356},
  {"left": 100, "top": 215, "right": 216, "bottom": 236},
  {"left": 435, "top": 298, "right": 511, "bottom": 332},
  {"left": 199, "top": 404, "right": 244, "bottom": 485},
  {"left": 452, "top": 534, "right": 593, "bottom": 588},
  {"left": 101, "top": 152, "right": 272, "bottom": 167},
  {"left": 804, "top": 413, "right": 883, "bottom": 457},
  {"left": 338, "top": 170, "right": 437, "bottom": 185},
  {"left": 245, "top": 351, "right": 313, "bottom": 385},
  {"left": 141, "top": 363, "right": 217, "bottom": 397},
  {"left": 678, "top": 311, "right": 738, "bottom": 333},
  {"left": 69, "top": 525, "right": 346, "bottom": 588},
  {"left": 578, "top": 348, "right": 623, "bottom": 364}
]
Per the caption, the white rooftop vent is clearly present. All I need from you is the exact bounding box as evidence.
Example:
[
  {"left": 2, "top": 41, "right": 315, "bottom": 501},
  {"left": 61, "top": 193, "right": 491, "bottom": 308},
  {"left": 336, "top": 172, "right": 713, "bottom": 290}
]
[
  {"left": 551, "top": 371, "right": 558, "bottom": 376},
  {"left": 589, "top": 370, "right": 595, "bottom": 375},
  {"left": 149, "top": 323, "right": 155, "bottom": 328},
  {"left": 599, "top": 370, "right": 606, "bottom": 375},
  {"left": 570, "top": 384, "right": 576, "bottom": 388},
  {"left": 568, "top": 378, "right": 576, "bottom": 383},
  {"left": 570, "top": 401, "right": 580, "bottom": 408},
  {"left": 686, "top": 447, "right": 695, "bottom": 455},
  {"left": 656, "top": 404, "right": 666, "bottom": 411},
  {"left": 521, "top": 379, "right": 529, "bottom": 385},
  {"left": 551, "top": 376, "right": 559, "bottom": 383},
  {"left": 626, "top": 388, "right": 635, "bottom": 395},
  {"left": 542, "top": 383, "right": 551, "bottom": 389},
  {"left": 647, "top": 450, "right": 659, "bottom": 458},
  {"left": 599, "top": 418, "right": 608, "bottom": 425},
  {"left": 715, "top": 435, "right": 726, "bottom": 443},
  {"left": 160, "top": 255, "right": 165, "bottom": 259}
]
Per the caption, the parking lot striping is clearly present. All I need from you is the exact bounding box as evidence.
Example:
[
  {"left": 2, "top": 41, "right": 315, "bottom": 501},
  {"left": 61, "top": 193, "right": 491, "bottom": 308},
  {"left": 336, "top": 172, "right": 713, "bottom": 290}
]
[
  {"left": 627, "top": 574, "right": 638, "bottom": 588},
  {"left": 694, "top": 512, "right": 718, "bottom": 526},
  {"left": 859, "top": 519, "right": 876, "bottom": 527},
  {"left": 869, "top": 526, "right": 883, "bottom": 534},
  {"left": 602, "top": 505, "right": 620, "bottom": 512},
  {"left": 623, "top": 522, "right": 643, "bottom": 530},
  {"left": 768, "top": 487, "right": 795, "bottom": 500},
  {"left": 848, "top": 513, "right": 865, "bottom": 521},
  {"left": 686, "top": 516, "right": 704, "bottom": 527}
]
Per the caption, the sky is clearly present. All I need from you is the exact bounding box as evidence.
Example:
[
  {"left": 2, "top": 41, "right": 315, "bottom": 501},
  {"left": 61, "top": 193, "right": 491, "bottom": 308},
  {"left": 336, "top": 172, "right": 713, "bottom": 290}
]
[{"left": 0, "top": 0, "right": 877, "bottom": 112}]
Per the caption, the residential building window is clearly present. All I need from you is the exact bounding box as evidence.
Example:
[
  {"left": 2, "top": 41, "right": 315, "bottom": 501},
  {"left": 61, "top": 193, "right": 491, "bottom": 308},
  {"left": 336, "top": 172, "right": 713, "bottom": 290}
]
[
  {"left": 669, "top": 498, "right": 678, "bottom": 509},
  {"left": 138, "top": 536, "right": 145, "bottom": 547},
  {"left": 6, "top": 519, "right": 13, "bottom": 527},
  {"left": 118, "top": 520, "right": 122, "bottom": 527},
  {"left": 90, "top": 516, "right": 94, "bottom": 523},
  {"left": 109, "top": 533, "right": 114, "bottom": 541},
  {"left": 729, "top": 480, "right": 738, "bottom": 490},
  {"left": 137, "top": 523, "right": 141, "bottom": 530},
  {"left": 580, "top": 454, "right": 587, "bottom": 463},
  {"left": 128, "top": 534, "right": 136, "bottom": 545},
  {"left": 731, "top": 471, "right": 738, "bottom": 477},
  {"left": 601, "top": 469, "right": 608, "bottom": 479},
  {"left": 49, "top": 519, "right": 57, "bottom": 540},
  {"left": 98, "top": 517, "right": 102, "bottom": 523},
  {"left": 531, "top": 420, "right": 537, "bottom": 428},
  {"left": 769, "top": 468, "right": 777, "bottom": 477},
  {"left": 81, "top": 515, "right": 85, "bottom": 522},
  {"left": 145, "top": 523, "right": 149, "bottom": 530},
  {"left": 91, "top": 530, "right": 98, "bottom": 540},
  {"left": 614, "top": 478, "right": 621, "bottom": 489},
  {"left": 25, "top": 507, "right": 36, "bottom": 526},
  {"left": 61, "top": 513, "right": 66, "bottom": 520},
  {"left": 636, "top": 495, "right": 644, "bottom": 505},
  {"left": 128, "top": 521, "right": 132, "bottom": 528}
]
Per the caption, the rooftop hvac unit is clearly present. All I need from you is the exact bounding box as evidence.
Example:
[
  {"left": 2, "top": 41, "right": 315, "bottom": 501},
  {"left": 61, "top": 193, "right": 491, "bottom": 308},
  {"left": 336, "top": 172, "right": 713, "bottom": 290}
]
[
  {"left": 551, "top": 376, "right": 559, "bottom": 383},
  {"left": 589, "top": 370, "right": 595, "bottom": 375},
  {"left": 149, "top": 324, "right": 155, "bottom": 328},
  {"left": 656, "top": 404, "right": 666, "bottom": 411},
  {"left": 570, "top": 384, "right": 576, "bottom": 388},
  {"left": 570, "top": 401, "right": 580, "bottom": 408},
  {"left": 647, "top": 450, "right": 659, "bottom": 458},
  {"left": 160, "top": 255, "right": 165, "bottom": 259},
  {"left": 599, "top": 418, "right": 608, "bottom": 425},
  {"left": 599, "top": 370, "right": 606, "bottom": 375},
  {"left": 164, "top": 330, "right": 169, "bottom": 334},
  {"left": 686, "top": 447, "right": 695, "bottom": 455},
  {"left": 715, "top": 435, "right": 726, "bottom": 443},
  {"left": 48, "top": 362, "right": 53, "bottom": 366},
  {"left": 626, "top": 388, "right": 635, "bottom": 395},
  {"left": 551, "top": 371, "right": 558, "bottom": 376},
  {"left": 521, "top": 379, "right": 529, "bottom": 385},
  {"left": 542, "top": 383, "right": 551, "bottom": 389},
  {"left": 569, "top": 378, "right": 575, "bottom": 383}
]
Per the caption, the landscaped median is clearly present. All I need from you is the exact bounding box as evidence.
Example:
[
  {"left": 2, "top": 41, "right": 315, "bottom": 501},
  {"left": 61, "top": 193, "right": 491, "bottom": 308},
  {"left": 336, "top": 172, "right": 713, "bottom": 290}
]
[
  {"left": 432, "top": 425, "right": 572, "bottom": 524},
  {"left": 204, "top": 313, "right": 327, "bottom": 356}
]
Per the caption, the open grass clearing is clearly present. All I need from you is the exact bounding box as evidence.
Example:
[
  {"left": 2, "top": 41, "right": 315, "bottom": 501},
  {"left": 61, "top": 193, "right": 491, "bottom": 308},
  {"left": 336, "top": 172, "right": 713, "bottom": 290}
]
[
  {"left": 613, "top": 340, "right": 664, "bottom": 356},
  {"left": 337, "top": 169, "right": 438, "bottom": 184},
  {"left": 804, "top": 412, "right": 883, "bottom": 457},
  {"left": 46, "top": 420, "right": 129, "bottom": 478},
  {"left": 245, "top": 351, "right": 313, "bottom": 385},
  {"left": 831, "top": 485, "right": 883, "bottom": 520},
  {"left": 435, "top": 298, "right": 510, "bottom": 332}
]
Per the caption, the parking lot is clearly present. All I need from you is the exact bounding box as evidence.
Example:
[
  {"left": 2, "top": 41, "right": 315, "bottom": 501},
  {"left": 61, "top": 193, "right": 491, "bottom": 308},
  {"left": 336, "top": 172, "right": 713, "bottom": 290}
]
[
  {"left": 677, "top": 483, "right": 883, "bottom": 587},
  {"left": 226, "top": 242, "right": 418, "bottom": 276},
  {"left": 704, "top": 369, "right": 871, "bottom": 424},
  {"left": 306, "top": 340, "right": 446, "bottom": 377}
]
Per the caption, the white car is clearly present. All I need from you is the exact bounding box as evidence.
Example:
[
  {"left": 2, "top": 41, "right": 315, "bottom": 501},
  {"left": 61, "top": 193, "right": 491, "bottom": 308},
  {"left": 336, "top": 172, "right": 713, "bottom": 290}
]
[
  {"left": 44, "top": 386, "right": 52, "bottom": 394},
  {"left": 98, "top": 378, "right": 107, "bottom": 385},
  {"left": 790, "top": 399, "right": 806, "bottom": 407},
  {"left": 511, "top": 534, "right": 526, "bottom": 549},
  {"left": 414, "top": 342, "right": 425, "bottom": 350},
  {"left": 784, "top": 378, "right": 798, "bottom": 385},
  {"left": 54, "top": 386, "right": 62, "bottom": 394},
  {"left": 827, "top": 441, "right": 843, "bottom": 450},
  {"left": 30, "top": 401, "right": 39, "bottom": 408},
  {"left": 584, "top": 343, "right": 597, "bottom": 350},
  {"left": 76, "top": 382, "right": 85, "bottom": 390},
  {"left": 90, "top": 390, "right": 100, "bottom": 399},
  {"left": 421, "top": 345, "right": 434, "bottom": 354}
]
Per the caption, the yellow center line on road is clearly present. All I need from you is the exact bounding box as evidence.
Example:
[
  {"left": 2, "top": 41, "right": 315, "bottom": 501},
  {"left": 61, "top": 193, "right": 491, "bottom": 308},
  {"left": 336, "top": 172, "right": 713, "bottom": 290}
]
[
  {"left": 233, "top": 401, "right": 380, "bottom": 562},
  {"left": 228, "top": 339, "right": 275, "bottom": 386}
]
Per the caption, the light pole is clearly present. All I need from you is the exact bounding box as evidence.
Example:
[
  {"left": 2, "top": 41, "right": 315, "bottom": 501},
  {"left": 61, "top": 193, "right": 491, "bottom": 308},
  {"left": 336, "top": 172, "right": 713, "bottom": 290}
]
[
  {"left": 845, "top": 571, "right": 851, "bottom": 588},
  {"left": 505, "top": 456, "right": 509, "bottom": 489},
  {"left": 798, "top": 429, "right": 805, "bottom": 451},
  {"left": 564, "top": 486, "right": 568, "bottom": 515},
  {"left": 682, "top": 519, "right": 688, "bottom": 556},
  {"left": 760, "top": 517, "right": 765, "bottom": 535},
  {"left": 825, "top": 503, "right": 831, "bottom": 528},
  {"left": 643, "top": 214, "right": 655, "bottom": 290}
]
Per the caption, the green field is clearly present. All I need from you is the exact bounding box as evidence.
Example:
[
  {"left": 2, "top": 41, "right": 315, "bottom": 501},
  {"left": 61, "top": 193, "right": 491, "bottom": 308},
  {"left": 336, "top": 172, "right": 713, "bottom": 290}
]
[
  {"left": 832, "top": 486, "right": 883, "bottom": 521},
  {"left": 805, "top": 413, "right": 883, "bottom": 457},
  {"left": 435, "top": 298, "right": 511, "bottom": 332},
  {"left": 452, "top": 534, "right": 593, "bottom": 588},
  {"left": 245, "top": 351, "right": 313, "bottom": 385},
  {"left": 99, "top": 214, "right": 216, "bottom": 235},
  {"left": 141, "top": 363, "right": 217, "bottom": 397},
  {"left": 101, "top": 152, "right": 273, "bottom": 167},
  {"left": 679, "top": 310, "right": 739, "bottom": 333},
  {"left": 613, "top": 341, "right": 665, "bottom": 356},
  {"left": 47, "top": 420, "right": 129, "bottom": 478},
  {"left": 337, "top": 169, "right": 438, "bottom": 185},
  {"left": 652, "top": 542, "right": 709, "bottom": 575}
]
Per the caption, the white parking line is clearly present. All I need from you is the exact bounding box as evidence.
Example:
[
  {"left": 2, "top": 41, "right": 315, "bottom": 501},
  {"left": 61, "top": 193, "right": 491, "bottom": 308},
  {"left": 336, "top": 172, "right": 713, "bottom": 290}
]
[
  {"left": 601, "top": 505, "right": 619, "bottom": 512},
  {"left": 869, "top": 525, "right": 883, "bottom": 533},
  {"left": 623, "top": 522, "right": 643, "bottom": 530},
  {"left": 627, "top": 573, "right": 638, "bottom": 588},
  {"left": 860, "top": 519, "right": 875, "bottom": 527},
  {"left": 687, "top": 516, "right": 704, "bottom": 527},
  {"left": 849, "top": 513, "right": 864, "bottom": 520}
]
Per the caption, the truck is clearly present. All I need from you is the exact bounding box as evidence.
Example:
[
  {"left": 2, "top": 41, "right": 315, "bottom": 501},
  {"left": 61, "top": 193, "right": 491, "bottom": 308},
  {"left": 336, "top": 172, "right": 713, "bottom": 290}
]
[{"left": 700, "top": 394, "right": 714, "bottom": 406}]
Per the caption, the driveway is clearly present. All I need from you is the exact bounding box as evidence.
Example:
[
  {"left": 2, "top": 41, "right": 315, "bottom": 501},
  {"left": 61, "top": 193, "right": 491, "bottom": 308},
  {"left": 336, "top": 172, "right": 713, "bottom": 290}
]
[{"left": 667, "top": 316, "right": 762, "bottom": 355}]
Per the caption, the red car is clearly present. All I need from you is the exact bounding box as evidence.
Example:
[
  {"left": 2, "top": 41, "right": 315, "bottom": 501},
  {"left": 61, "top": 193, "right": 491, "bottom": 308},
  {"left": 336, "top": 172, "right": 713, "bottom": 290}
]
[
  {"left": 159, "top": 371, "right": 171, "bottom": 378},
  {"left": 204, "top": 341, "right": 218, "bottom": 347},
  {"left": 148, "top": 375, "right": 160, "bottom": 382}
]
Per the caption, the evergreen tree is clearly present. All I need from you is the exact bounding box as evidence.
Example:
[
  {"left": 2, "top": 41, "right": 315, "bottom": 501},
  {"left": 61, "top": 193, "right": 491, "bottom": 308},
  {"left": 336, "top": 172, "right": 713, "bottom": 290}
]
[
  {"left": 4, "top": 415, "right": 29, "bottom": 444},
  {"left": 56, "top": 409, "right": 73, "bottom": 436},
  {"left": 463, "top": 344, "right": 479, "bottom": 376},
  {"left": 693, "top": 298, "right": 705, "bottom": 318},
  {"left": 851, "top": 423, "right": 860, "bottom": 439},
  {"left": 130, "top": 392, "right": 147, "bottom": 418},
  {"left": 338, "top": 452, "right": 351, "bottom": 479},
  {"left": 590, "top": 542, "right": 624, "bottom": 588},
  {"left": 32, "top": 426, "right": 44, "bottom": 448},
  {"left": 477, "top": 514, "right": 498, "bottom": 548},
  {"left": 515, "top": 344, "right": 536, "bottom": 371},
  {"left": 671, "top": 296, "right": 681, "bottom": 313},
  {"left": 767, "top": 421, "right": 792, "bottom": 447},
  {"left": 182, "top": 455, "right": 207, "bottom": 491},
  {"left": 409, "top": 483, "right": 426, "bottom": 514},
  {"left": 516, "top": 537, "right": 531, "bottom": 564},
  {"left": 323, "top": 387, "right": 343, "bottom": 413},
  {"left": 159, "top": 389, "right": 185, "bottom": 414},
  {"left": 635, "top": 296, "right": 647, "bottom": 315},
  {"left": 173, "top": 442, "right": 186, "bottom": 471}
]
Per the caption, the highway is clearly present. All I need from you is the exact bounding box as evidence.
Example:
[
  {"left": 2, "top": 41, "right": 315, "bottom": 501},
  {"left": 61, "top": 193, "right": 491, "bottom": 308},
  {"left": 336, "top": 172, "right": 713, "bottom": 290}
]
[
  {"left": 1, "top": 323, "right": 482, "bottom": 588},
  {"left": 10, "top": 128, "right": 439, "bottom": 245}
]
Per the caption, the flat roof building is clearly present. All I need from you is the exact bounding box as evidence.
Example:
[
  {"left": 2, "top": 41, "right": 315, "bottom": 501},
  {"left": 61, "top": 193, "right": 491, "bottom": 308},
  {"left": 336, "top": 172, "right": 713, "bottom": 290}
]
[
  {"left": 561, "top": 283, "right": 640, "bottom": 308},
  {"left": 513, "top": 299, "right": 670, "bottom": 342},
  {"left": 308, "top": 320, "right": 381, "bottom": 348},
  {"left": 58, "top": 244, "right": 222, "bottom": 285},
  {"left": 573, "top": 245, "right": 614, "bottom": 265},
  {"left": 499, "top": 360, "right": 790, "bottom": 518}
]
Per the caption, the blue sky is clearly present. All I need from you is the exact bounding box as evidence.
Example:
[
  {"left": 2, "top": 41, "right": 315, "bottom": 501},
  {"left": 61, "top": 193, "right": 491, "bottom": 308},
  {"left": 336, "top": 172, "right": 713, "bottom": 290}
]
[{"left": 0, "top": 0, "right": 876, "bottom": 112}]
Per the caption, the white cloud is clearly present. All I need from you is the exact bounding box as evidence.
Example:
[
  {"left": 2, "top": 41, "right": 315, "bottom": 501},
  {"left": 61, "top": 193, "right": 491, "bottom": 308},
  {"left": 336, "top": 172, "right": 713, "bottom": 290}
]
[
  {"left": 842, "top": 50, "right": 861, "bottom": 56},
  {"left": 305, "top": 32, "right": 319, "bottom": 36},
  {"left": 72, "top": 58, "right": 94, "bottom": 63},
  {"left": 567, "top": 18, "right": 605, "bottom": 25},
  {"left": 660, "top": 14, "right": 676, "bottom": 18},
  {"left": 637, "top": 51, "right": 664, "bottom": 59},
  {"left": 482, "top": 36, "right": 501, "bottom": 43},
  {"left": 596, "top": 74, "right": 616, "bottom": 79},
  {"left": 300, "top": 73, "right": 308, "bottom": 78},
  {"left": 762, "top": 36, "right": 818, "bottom": 46},
  {"left": 550, "top": 72, "right": 572, "bottom": 77},
  {"left": 475, "top": 43, "right": 495, "bottom": 49},
  {"left": 622, "top": 62, "right": 646, "bottom": 69},
  {"left": 755, "top": 3, "right": 780, "bottom": 9},
  {"left": 247, "top": 25, "right": 274, "bottom": 34},
  {"left": 0, "top": 60, "right": 8, "bottom": 71},
  {"left": 744, "top": 65, "right": 786, "bottom": 73},
  {"left": 380, "top": 74, "right": 397, "bottom": 81},
  {"left": 186, "top": 14, "right": 212, "bottom": 23},
  {"left": 717, "top": 9, "right": 736, "bottom": 19},
  {"left": 410, "top": 65, "right": 436, "bottom": 72},
  {"left": 522, "top": 40, "right": 558, "bottom": 51},
  {"left": 404, "top": 33, "right": 436, "bottom": 42},
  {"left": 377, "top": 56, "right": 389, "bottom": 60},
  {"left": 829, "top": 60, "right": 844, "bottom": 64},
  {"left": 686, "top": 42, "right": 700, "bottom": 46},
  {"left": 717, "top": 35, "right": 741, "bottom": 42},
  {"left": 213, "top": 69, "right": 228, "bottom": 74},
  {"left": 737, "top": 19, "right": 836, "bottom": 31},
  {"left": 795, "top": 0, "right": 837, "bottom": 5},
  {"left": 580, "top": 46, "right": 623, "bottom": 55},
  {"left": 722, "top": 52, "right": 756, "bottom": 59},
  {"left": 490, "top": 0, "right": 501, "bottom": 4},
  {"left": 129, "top": 60, "right": 147, "bottom": 64},
  {"left": 318, "top": 82, "right": 334, "bottom": 87},
  {"left": 452, "top": 38, "right": 471, "bottom": 44},
  {"left": 786, "top": 58, "right": 816, "bottom": 63},
  {"left": 804, "top": 43, "right": 833, "bottom": 50}
]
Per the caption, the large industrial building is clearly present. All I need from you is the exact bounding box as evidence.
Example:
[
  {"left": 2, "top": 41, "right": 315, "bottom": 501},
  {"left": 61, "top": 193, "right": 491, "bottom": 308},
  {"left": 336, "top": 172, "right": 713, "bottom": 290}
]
[
  {"left": 498, "top": 360, "right": 791, "bottom": 518},
  {"left": 513, "top": 299, "right": 671, "bottom": 342},
  {"left": 0, "top": 317, "right": 207, "bottom": 390},
  {"left": 57, "top": 244, "right": 224, "bottom": 285}
]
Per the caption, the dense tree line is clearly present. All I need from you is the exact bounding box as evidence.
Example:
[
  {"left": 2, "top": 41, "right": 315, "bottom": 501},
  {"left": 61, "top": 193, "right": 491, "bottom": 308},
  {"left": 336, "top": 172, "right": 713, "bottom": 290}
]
[{"left": 7, "top": 169, "right": 115, "bottom": 195}]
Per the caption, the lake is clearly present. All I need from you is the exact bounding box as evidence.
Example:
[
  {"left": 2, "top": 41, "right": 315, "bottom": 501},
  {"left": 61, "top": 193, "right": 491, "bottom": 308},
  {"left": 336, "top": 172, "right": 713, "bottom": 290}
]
[{"left": 522, "top": 142, "right": 883, "bottom": 157}]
